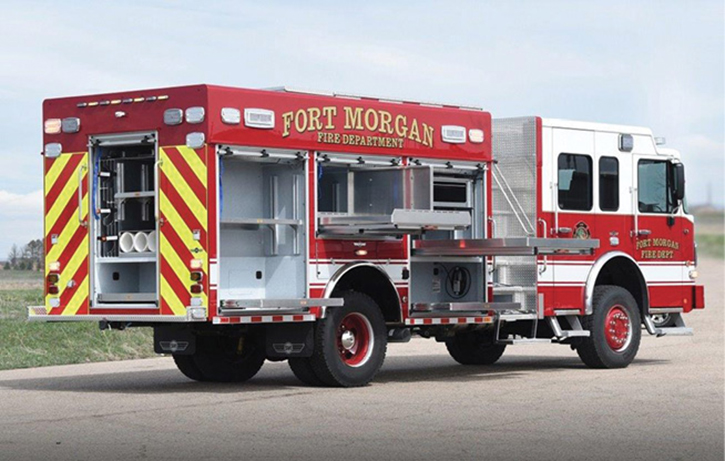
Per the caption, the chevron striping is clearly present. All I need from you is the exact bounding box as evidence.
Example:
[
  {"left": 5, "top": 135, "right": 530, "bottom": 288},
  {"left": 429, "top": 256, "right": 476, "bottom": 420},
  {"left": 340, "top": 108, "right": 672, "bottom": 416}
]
[
  {"left": 160, "top": 149, "right": 207, "bottom": 230},
  {"left": 175, "top": 146, "right": 207, "bottom": 185},
  {"left": 45, "top": 159, "right": 87, "bottom": 236}
]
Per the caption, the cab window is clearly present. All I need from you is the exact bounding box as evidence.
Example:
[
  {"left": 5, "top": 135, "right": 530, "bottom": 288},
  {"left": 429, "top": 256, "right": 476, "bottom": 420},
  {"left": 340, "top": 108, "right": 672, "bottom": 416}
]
[
  {"left": 638, "top": 159, "right": 674, "bottom": 213},
  {"left": 599, "top": 157, "right": 619, "bottom": 212},
  {"left": 558, "top": 154, "right": 592, "bottom": 211}
]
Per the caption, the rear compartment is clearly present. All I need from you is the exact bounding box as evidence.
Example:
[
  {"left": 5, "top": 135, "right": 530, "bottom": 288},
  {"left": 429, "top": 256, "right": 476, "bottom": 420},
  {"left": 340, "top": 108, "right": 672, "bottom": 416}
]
[{"left": 90, "top": 133, "right": 158, "bottom": 308}]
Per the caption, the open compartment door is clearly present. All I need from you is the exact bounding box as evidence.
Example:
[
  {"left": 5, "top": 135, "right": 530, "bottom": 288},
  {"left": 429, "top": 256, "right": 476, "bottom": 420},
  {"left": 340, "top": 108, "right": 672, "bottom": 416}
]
[
  {"left": 158, "top": 145, "right": 209, "bottom": 318},
  {"left": 317, "top": 160, "right": 471, "bottom": 236}
]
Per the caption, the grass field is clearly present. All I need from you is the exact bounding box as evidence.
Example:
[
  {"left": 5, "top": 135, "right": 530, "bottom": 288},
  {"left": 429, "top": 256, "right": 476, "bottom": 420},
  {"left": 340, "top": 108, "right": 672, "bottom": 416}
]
[
  {"left": 0, "top": 271, "right": 154, "bottom": 371},
  {"left": 693, "top": 208, "right": 724, "bottom": 259}
]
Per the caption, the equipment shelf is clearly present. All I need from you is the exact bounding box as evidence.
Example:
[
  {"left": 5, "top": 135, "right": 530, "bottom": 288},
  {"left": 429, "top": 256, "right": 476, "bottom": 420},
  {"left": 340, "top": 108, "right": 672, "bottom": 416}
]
[
  {"left": 114, "top": 191, "right": 155, "bottom": 199},
  {"left": 318, "top": 209, "right": 471, "bottom": 235},
  {"left": 412, "top": 237, "right": 599, "bottom": 256},
  {"left": 220, "top": 218, "right": 303, "bottom": 230}
]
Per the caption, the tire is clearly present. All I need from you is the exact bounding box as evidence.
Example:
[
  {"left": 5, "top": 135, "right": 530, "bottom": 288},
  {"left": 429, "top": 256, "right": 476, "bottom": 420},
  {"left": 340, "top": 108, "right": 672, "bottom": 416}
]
[
  {"left": 190, "top": 334, "right": 266, "bottom": 383},
  {"left": 173, "top": 354, "right": 206, "bottom": 381},
  {"left": 445, "top": 329, "right": 506, "bottom": 365},
  {"left": 577, "top": 285, "right": 642, "bottom": 369},
  {"left": 309, "top": 291, "right": 387, "bottom": 387},
  {"left": 651, "top": 313, "right": 675, "bottom": 328},
  {"left": 288, "top": 357, "right": 326, "bottom": 386}
]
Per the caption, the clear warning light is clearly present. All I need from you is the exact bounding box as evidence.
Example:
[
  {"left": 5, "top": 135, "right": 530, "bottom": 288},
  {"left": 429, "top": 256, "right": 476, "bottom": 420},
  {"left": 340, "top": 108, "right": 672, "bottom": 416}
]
[
  {"left": 469, "top": 129, "right": 485, "bottom": 144},
  {"left": 44, "top": 119, "right": 61, "bottom": 134}
]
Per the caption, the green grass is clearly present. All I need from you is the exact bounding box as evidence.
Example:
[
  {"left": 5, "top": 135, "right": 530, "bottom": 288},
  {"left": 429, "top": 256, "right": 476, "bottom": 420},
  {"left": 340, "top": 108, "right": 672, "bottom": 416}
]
[
  {"left": 0, "top": 274, "right": 155, "bottom": 371},
  {"left": 696, "top": 234, "right": 725, "bottom": 260}
]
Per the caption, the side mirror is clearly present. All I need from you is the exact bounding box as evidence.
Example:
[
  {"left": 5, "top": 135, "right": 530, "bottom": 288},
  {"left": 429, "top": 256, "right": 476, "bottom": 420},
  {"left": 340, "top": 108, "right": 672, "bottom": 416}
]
[{"left": 672, "top": 162, "right": 685, "bottom": 201}]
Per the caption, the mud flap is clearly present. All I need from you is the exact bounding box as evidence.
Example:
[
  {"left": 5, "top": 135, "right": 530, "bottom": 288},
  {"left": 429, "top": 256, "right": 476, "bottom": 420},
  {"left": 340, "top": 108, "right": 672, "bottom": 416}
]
[
  {"left": 265, "top": 323, "right": 314, "bottom": 358},
  {"left": 154, "top": 325, "right": 196, "bottom": 355}
]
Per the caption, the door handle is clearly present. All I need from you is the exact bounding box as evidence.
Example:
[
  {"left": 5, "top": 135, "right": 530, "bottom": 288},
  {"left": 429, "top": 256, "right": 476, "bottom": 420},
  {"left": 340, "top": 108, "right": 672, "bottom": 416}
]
[{"left": 637, "top": 229, "right": 651, "bottom": 237}]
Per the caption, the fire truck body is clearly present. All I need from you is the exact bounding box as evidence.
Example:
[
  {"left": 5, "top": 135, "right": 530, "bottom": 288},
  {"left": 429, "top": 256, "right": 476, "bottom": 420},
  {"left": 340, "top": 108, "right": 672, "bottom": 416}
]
[{"left": 31, "top": 85, "right": 704, "bottom": 386}]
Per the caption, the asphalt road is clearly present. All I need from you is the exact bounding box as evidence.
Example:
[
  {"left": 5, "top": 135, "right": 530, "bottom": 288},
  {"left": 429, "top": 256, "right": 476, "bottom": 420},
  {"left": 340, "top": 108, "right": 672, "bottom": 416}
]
[{"left": 0, "top": 259, "right": 722, "bottom": 461}]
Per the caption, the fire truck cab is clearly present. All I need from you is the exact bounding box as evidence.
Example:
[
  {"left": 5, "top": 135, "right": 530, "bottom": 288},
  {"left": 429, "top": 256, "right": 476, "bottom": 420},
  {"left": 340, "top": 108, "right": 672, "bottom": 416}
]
[{"left": 31, "top": 85, "right": 705, "bottom": 386}]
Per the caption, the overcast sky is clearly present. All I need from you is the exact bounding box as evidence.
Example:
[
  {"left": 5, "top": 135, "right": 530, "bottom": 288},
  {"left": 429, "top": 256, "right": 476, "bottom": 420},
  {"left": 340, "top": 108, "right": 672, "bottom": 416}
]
[{"left": 0, "top": 0, "right": 722, "bottom": 257}]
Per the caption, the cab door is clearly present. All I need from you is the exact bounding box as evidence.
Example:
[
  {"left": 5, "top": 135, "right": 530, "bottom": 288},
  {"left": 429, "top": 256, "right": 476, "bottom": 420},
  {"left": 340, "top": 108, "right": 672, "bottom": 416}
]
[{"left": 632, "top": 155, "right": 684, "bottom": 308}]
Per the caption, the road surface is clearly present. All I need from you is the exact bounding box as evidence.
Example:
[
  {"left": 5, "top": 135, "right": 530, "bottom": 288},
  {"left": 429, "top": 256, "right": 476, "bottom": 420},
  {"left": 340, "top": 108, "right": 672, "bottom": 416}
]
[{"left": 0, "top": 259, "right": 722, "bottom": 460}]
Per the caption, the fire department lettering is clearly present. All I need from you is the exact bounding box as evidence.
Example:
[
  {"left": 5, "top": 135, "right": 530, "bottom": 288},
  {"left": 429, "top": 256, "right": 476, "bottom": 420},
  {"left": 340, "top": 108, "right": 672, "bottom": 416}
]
[
  {"left": 636, "top": 238, "right": 679, "bottom": 259},
  {"left": 281, "top": 106, "right": 435, "bottom": 148}
]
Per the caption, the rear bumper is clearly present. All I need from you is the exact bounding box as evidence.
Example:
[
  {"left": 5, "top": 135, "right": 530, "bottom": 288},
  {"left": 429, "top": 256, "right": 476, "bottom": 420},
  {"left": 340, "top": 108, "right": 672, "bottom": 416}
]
[{"left": 27, "top": 306, "right": 207, "bottom": 323}]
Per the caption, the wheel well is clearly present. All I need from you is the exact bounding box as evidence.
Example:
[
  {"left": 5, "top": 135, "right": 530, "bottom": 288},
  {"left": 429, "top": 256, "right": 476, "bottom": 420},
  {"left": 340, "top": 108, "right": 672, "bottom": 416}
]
[
  {"left": 328, "top": 265, "right": 402, "bottom": 324},
  {"left": 594, "top": 257, "right": 649, "bottom": 317}
]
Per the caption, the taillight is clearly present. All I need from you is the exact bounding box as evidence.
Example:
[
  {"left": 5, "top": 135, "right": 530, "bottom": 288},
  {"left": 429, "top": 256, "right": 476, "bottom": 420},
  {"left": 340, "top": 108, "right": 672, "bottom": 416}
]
[
  {"left": 190, "top": 271, "right": 203, "bottom": 294},
  {"left": 47, "top": 272, "right": 60, "bottom": 295}
]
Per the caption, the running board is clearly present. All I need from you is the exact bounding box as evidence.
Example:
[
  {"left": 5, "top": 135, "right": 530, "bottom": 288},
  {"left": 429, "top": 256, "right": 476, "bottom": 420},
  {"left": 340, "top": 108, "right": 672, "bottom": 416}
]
[
  {"left": 548, "top": 316, "right": 591, "bottom": 339},
  {"left": 643, "top": 313, "right": 693, "bottom": 337},
  {"left": 497, "top": 338, "right": 552, "bottom": 345}
]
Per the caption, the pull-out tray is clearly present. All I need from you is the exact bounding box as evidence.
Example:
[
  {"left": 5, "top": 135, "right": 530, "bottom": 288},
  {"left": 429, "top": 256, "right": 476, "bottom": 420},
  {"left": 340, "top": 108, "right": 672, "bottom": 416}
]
[
  {"left": 97, "top": 293, "right": 157, "bottom": 303},
  {"left": 413, "top": 237, "right": 599, "bottom": 256},
  {"left": 318, "top": 209, "right": 471, "bottom": 235}
]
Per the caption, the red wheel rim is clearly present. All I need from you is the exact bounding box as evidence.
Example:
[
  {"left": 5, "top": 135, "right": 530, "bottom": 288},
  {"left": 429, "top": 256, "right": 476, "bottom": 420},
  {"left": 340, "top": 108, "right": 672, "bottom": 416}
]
[
  {"left": 605, "top": 305, "right": 632, "bottom": 352},
  {"left": 337, "top": 313, "right": 374, "bottom": 367}
]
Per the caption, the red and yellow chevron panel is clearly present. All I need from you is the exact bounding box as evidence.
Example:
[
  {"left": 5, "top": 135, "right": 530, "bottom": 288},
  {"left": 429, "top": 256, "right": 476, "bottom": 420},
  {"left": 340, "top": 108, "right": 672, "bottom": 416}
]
[
  {"left": 43, "top": 152, "right": 90, "bottom": 316},
  {"left": 158, "top": 146, "right": 209, "bottom": 318}
]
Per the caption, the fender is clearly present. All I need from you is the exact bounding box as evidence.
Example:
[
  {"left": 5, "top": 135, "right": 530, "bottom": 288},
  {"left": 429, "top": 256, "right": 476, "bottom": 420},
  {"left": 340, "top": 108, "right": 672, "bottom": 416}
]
[
  {"left": 583, "top": 251, "right": 649, "bottom": 316},
  {"left": 323, "top": 261, "right": 403, "bottom": 321},
  {"left": 323, "top": 261, "right": 400, "bottom": 301}
]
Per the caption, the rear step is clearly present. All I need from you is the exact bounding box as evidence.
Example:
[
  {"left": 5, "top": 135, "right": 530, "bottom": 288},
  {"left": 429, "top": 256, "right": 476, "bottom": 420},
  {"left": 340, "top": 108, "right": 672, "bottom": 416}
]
[{"left": 643, "top": 313, "right": 693, "bottom": 337}]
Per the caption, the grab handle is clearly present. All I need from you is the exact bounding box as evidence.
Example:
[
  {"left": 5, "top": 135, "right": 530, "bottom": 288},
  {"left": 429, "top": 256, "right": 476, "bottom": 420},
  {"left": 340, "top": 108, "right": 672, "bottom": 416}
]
[
  {"left": 154, "top": 158, "right": 163, "bottom": 222},
  {"left": 78, "top": 164, "right": 88, "bottom": 228}
]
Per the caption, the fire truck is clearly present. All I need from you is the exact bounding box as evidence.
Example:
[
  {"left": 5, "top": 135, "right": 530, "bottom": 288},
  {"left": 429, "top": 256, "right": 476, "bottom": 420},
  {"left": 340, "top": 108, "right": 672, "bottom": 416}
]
[{"left": 31, "top": 85, "right": 705, "bottom": 387}]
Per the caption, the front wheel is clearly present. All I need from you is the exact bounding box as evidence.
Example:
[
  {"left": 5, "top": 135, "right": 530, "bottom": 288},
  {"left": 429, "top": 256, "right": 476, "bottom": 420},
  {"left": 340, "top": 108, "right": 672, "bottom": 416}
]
[
  {"left": 577, "top": 285, "right": 641, "bottom": 369},
  {"left": 309, "top": 291, "right": 387, "bottom": 387}
]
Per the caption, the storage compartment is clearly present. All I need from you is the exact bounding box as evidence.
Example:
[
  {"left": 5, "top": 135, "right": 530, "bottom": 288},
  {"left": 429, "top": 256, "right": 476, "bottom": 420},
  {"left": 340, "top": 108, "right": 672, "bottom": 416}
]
[
  {"left": 90, "top": 134, "right": 158, "bottom": 307},
  {"left": 317, "top": 163, "right": 471, "bottom": 235},
  {"left": 410, "top": 260, "right": 484, "bottom": 306},
  {"left": 218, "top": 151, "right": 306, "bottom": 301}
]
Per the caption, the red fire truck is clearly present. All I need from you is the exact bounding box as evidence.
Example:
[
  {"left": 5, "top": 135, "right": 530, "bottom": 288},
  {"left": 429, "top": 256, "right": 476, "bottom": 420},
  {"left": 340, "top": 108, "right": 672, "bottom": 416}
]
[{"left": 31, "top": 85, "right": 705, "bottom": 386}]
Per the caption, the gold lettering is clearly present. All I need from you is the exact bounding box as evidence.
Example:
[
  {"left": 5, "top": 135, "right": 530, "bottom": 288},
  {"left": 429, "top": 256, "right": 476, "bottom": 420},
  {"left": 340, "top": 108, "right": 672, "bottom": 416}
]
[
  {"left": 364, "top": 109, "right": 379, "bottom": 132},
  {"left": 379, "top": 111, "right": 392, "bottom": 134},
  {"left": 322, "top": 106, "right": 337, "bottom": 129},
  {"left": 282, "top": 111, "right": 294, "bottom": 137},
  {"left": 395, "top": 115, "right": 407, "bottom": 137},
  {"left": 422, "top": 123, "right": 434, "bottom": 147},
  {"left": 307, "top": 107, "right": 323, "bottom": 131},
  {"left": 294, "top": 109, "right": 307, "bottom": 133},
  {"left": 408, "top": 119, "right": 421, "bottom": 143},
  {"left": 344, "top": 107, "right": 364, "bottom": 130}
]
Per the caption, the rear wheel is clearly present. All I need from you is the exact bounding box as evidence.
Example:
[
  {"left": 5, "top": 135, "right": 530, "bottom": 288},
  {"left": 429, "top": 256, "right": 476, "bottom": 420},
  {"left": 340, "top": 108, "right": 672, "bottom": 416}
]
[
  {"left": 172, "top": 354, "right": 205, "bottom": 381},
  {"left": 446, "top": 329, "right": 506, "bottom": 365},
  {"left": 288, "top": 357, "right": 325, "bottom": 386},
  {"left": 577, "top": 285, "right": 641, "bottom": 369},
  {"left": 310, "top": 291, "right": 387, "bottom": 387},
  {"left": 173, "top": 334, "right": 265, "bottom": 383}
]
